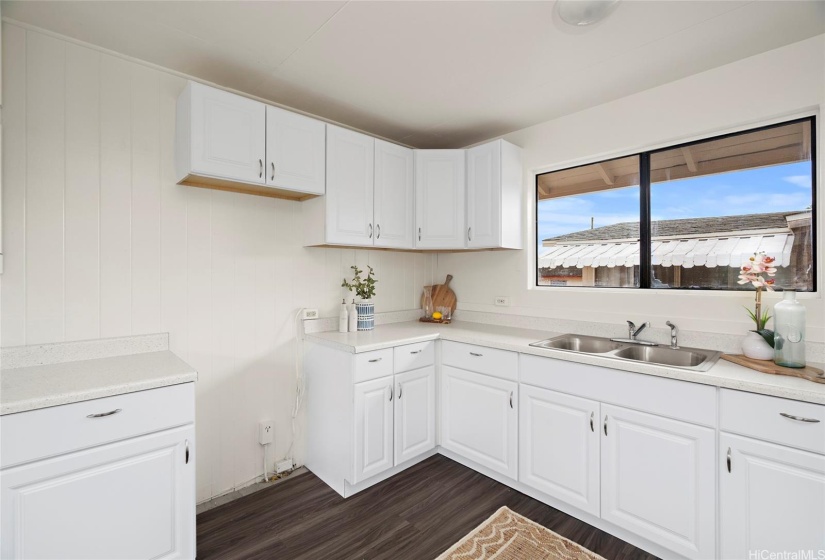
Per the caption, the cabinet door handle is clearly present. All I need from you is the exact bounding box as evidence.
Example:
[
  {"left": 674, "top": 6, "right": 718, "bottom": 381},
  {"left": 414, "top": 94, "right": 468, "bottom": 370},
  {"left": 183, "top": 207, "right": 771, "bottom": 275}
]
[
  {"left": 468, "top": 227, "right": 472, "bottom": 241},
  {"left": 271, "top": 162, "right": 275, "bottom": 180},
  {"left": 368, "top": 357, "right": 382, "bottom": 363},
  {"left": 780, "top": 412, "right": 820, "bottom": 423},
  {"left": 469, "top": 352, "right": 483, "bottom": 357},
  {"left": 509, "top": 391, "right": 514, "bottom": 409},
  {"left": 410, "top": 350, "right": 421, "bottom": 354},
  {"left": 368, "top": 223, "right": 373, "bottom": 239},
  {"left": 185, "top": 440, "right": 190, "bottom": 464},
  {"left": 603, "top": 415, "right": 608, "bottom": 436},
  {"left": 418, "top": 227, "right": 422, "bottom": 241},
  {"left": 258, "top": 159, "right": 263, "bottom": 178},
  {"left": 398, "top": 383, "right": 402, "bottom": 399},
  {"left": 87, "top": 408, "right": 122, "bottom": 419},
  {"left": 376, "top": 224, "right": 381, "bottom": 239},
  {"left": 726, "top": 447, "right": 731, "bottom": 473},
  {"left": 388, "top": 385, "right": 393, "bottom": 401},
  {"left": 590, "top": 412, "right": 594, "bottom": 432}
]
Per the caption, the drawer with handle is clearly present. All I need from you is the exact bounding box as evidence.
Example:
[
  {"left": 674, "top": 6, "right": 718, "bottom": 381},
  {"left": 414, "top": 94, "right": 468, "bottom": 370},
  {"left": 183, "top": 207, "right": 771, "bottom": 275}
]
[
  {"left": 720, "top": 389, "right": 825, "bottom": 455},
  {"left": 394, "top": 341, "right": 435, "bottom": 374},
  {"left": 0, "top": 382, "right": 195, "bottom": 468},
  {"left": 353, "top": 348, "right": 394, "bottom": 383},
  {"left": 442, "top": 341, "right": 518, "bottom": 381}
]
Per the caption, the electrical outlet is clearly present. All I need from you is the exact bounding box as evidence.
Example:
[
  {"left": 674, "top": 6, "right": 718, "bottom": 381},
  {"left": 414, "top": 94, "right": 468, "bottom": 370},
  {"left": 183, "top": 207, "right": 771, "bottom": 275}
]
[
  {"left": 258, "top": 420, "right": 273, "bottom": 445},
  {"left": 276, "top": 459, "right": 294, "bottom": 474},
  {"left": 494, "top": 296, "right": 511, "bottom": 307},
  {"left": 302, "top": 308, "right": 319, "bottom": 320}
]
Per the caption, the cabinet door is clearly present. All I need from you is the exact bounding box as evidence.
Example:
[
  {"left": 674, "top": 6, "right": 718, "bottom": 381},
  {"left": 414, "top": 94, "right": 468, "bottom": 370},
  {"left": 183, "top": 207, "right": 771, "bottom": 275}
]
[
  {"left": 374, "top": 139, "right": 414, "bottom": 249},
  {"left": 352, "top": 377, "right": 394, "bottom": 483},
  {"left": 0, "top": 426, "right": 195, "bottom": 560},
  {"left": 466, "top": 141, "right": 501, "bottom": 248},
  {"left": 326, "top": 125, "right": 375, "bottom": 245},
  {"left": 519, "top": 385, "right": 600, "bottom": 516},
  {"left": 394, "top": 366, "right": 436, "bottom": 465},
  {"left": 265, "top": 105, "right": 325, "bottom": 195},
  {"left": 415, "top": 150, "right": 466, "bottom": 249},
  {"left": 190, "top": 82, "right": 265, "bottom": 184},
  {"left": 601, "top": 404, "right": 715, "bottom": 560},
  {"left": 720, "top": 433, "right": 825, "bottom": 559},
  {"left": 441, "top": 365, "right": 517, "bottom": 479}
]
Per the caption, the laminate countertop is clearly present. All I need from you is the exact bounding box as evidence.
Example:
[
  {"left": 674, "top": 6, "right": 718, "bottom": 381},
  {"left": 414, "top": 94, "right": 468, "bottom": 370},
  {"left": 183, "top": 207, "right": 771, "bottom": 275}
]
[
  {"left": 306, "top": 321, "right": 825, "bottom": 405},
  {"left": 1, "top": 349, "right": 197, "bottom": 416}
]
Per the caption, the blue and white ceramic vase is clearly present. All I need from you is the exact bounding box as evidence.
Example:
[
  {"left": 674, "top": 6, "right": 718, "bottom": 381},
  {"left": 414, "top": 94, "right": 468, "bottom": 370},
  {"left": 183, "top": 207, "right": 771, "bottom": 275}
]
[{"left": 355, "top": 300, "right": 375, "bottom": 331}]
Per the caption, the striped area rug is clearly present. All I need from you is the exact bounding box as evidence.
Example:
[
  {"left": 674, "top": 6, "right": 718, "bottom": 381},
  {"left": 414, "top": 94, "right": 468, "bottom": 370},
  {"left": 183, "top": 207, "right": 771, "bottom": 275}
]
[{"left": 436, "top": 507, "right": 606, "bottom": 560}]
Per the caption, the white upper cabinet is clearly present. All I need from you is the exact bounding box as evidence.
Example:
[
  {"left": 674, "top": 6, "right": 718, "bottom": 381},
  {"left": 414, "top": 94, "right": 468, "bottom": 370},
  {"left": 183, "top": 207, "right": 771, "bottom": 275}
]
[
  {"left": 415, "top": 150, "right": 466, "bottom": 249},
  {"left": 177, "top": 81, "right": 266, "bottom": 186},
  {"left": 265, "top": 105, "right": 325, "bottom": 195},
  {"left": 324, "top": 125, "right": 376, "bottom": 246},
  {"left": 374, "top": 139, "right": 414, "bottom": 249},
  {"left": 466, "top": 140, "right": 523, "bottom": 249},
  {"left": 176, "top": 81, "right": 325, "bottom": 200}
]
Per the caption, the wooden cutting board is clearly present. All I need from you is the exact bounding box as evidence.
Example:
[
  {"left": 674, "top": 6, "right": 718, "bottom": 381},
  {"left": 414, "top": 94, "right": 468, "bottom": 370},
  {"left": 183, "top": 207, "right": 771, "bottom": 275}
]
[
  {"left": 721, "top": 354, "right": 825, "bottom": 384},
  {"left": 422, "top": 274, "right": 457, "bottom": 314}
]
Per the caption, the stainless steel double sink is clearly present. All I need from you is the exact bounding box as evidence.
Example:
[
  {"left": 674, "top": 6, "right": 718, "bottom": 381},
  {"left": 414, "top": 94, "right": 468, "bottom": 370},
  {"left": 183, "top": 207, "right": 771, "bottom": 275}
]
[{"left": 529, "top": 334, "right": 722, "bottom": 372}]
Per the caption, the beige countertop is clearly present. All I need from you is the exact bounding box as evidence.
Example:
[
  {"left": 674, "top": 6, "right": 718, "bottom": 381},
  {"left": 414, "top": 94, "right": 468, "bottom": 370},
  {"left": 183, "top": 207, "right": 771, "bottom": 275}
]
[{"left": 306, "top": 321, "right": 825, "bottom": 405}]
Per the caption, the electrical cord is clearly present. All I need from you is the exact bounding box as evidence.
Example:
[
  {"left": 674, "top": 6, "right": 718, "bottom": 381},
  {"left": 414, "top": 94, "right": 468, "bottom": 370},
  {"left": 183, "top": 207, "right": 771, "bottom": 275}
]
[{"left": 284, "top": 307, "right": 306, "bottom": 466}]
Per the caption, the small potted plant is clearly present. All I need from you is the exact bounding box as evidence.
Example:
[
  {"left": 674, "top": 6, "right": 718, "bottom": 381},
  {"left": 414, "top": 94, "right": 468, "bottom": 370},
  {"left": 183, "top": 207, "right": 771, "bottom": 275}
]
[
  {"left": 737, "top": 252, "right": 776, "bottom": 360},
  {"left": 342, "top": 265, "right": 377, "bottom": 331}
]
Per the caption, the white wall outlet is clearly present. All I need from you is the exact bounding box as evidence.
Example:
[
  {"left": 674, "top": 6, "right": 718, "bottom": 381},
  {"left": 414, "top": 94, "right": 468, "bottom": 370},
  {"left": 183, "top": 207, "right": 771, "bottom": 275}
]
[
  {"left": 276, "top": 459, "right": 294, "bottom": 474},
  {"left": 302, "top": 308, "right": 319, "bottom": 320},
  {"left": 258, "top": 420, "right": 273, "bottom": 445},
  {"left": 494, "top": 296, "right": 511, "bottom": 307}
]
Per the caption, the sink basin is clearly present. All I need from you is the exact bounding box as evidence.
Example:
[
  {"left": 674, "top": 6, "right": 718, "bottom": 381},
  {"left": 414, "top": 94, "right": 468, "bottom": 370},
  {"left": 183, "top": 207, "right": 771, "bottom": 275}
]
[
  {"left": 530, "top": 334, "right": 623, "bottom": 354},
  {"left": 613, "top": 345, "right": 719, "bottom": 370},
  {"left": 530, "top": 333, "right": 722, "bottom": 371}
]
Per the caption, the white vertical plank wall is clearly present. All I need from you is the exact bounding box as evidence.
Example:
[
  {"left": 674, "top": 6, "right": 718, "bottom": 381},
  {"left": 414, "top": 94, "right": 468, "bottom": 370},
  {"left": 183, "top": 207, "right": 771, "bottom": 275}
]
[{"left": 0, "top": 23, "right": 435, "bottom": 503}]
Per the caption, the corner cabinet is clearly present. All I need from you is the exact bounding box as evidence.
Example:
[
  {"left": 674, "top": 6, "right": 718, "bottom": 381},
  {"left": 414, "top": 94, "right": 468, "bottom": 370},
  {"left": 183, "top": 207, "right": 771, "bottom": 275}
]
[
  {"left": 176, "top": 81, "right": 325, "bottom": 200},
  {"left": 466, "top": 140, "right": 523, "bottom": 249},
  {"left": 415, "top": 150, "right": 466, "bottom": 249},
  {"left": 0, "top": 383, "right": 196, "bottom": 560}
]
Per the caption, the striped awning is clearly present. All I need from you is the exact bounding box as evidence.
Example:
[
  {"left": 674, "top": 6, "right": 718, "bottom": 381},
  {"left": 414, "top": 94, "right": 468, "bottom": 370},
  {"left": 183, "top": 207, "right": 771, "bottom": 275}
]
[{"left": 538, "top": 233, "right": 794, "bottom": 269}]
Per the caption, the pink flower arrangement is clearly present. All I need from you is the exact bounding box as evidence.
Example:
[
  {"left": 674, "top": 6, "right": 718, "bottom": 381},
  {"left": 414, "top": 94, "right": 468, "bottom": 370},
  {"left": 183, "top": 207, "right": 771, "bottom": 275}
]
[{"left": 739, "top": 252, "right": 777, "bottom": 331}]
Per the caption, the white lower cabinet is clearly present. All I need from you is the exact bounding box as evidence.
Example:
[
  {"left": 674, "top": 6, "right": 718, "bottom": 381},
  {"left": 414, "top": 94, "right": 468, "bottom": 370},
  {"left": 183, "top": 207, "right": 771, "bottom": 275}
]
[
  {"left": 394, "top": 366, "right": 436, "bottom": 465},
  {"left": 353, "top": 377, "right": 395, "bottom": 483},
  {"left": 519, "top": 385, "right": 600, "bottom": 517},
  {"left": 600, "top": 404, "right": 715, "bottom": 560},
  {"left": 441, "top": 365, "right": 518, "bottom": 479}
]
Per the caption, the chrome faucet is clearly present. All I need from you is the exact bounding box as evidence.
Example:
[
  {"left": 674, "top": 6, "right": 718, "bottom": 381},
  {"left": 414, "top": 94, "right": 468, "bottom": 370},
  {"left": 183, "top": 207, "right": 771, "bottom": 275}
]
[
  {"left": 666, "top": 321, "right": 679, "bottom": 349},
  {"left": 610, "top": 320, "right": 656, "bottom": 346}
]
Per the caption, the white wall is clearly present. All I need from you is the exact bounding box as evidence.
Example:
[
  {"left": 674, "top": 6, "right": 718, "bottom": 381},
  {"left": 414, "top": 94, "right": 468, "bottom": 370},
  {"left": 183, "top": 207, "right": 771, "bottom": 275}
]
[
  {"left": 437, "top": 35, "right": 825, "bottom": 343},
  {"left": 0, "top": 23, "right": 434, "bottom": 502}
]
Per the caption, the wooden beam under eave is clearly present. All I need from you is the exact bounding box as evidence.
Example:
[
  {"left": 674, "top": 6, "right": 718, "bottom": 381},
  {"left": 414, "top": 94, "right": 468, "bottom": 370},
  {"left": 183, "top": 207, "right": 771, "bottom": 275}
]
[
  {"left": 681, "top": 146, "right": 698, "bottom": 172},
  {"left": 595, "top": 163, "right": 614, "bottom": 186}
]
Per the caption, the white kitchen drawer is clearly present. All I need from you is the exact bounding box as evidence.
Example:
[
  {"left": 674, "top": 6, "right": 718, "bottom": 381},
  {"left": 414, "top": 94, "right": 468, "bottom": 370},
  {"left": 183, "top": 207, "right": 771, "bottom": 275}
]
[
  {"left": 442, "top": 341, "right": 517, "bottom": 381},
  {"left": 720, "top": 389, "right": 825, "bottom": 455},
  {"left": 0, "top": 382, "right": 195, "bottom": 469},
  {"left": 393, "top": 341, "right": 435, "bottom": 374},
  {"left": 353, "top": 349, "right": 394, "bottom": 383}
]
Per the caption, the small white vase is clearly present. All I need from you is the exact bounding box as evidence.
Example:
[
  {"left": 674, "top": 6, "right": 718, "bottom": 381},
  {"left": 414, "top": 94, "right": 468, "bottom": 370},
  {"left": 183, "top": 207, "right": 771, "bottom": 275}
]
[{"left": 741, "top": 331, "right": 773, "bottom": 361}]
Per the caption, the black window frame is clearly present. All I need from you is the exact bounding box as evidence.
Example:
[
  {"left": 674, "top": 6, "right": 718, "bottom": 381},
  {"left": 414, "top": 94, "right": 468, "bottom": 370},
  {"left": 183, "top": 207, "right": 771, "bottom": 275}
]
[{"left": 535, "top": 116, "right": 818, "bottom": 291}]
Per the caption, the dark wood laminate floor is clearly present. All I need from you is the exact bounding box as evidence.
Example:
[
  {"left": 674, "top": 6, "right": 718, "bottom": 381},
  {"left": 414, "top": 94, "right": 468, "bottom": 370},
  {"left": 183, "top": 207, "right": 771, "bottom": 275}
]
[{"left": 197, "top": 455, "right": 659, "bottom": 560}]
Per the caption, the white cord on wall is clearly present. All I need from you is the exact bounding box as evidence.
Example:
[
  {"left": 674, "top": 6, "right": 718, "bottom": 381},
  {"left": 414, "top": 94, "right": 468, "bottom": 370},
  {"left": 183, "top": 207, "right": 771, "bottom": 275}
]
[
  {"left": 262, "top": 443, "right": 268, "bottom": 483},
  {"left": 284, "top": 307, "right": 306, "bottom": 466}
]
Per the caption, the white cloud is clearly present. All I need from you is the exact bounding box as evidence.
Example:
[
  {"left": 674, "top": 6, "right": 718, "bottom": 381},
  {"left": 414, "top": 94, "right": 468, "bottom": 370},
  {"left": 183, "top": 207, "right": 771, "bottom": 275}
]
[{"left": 783, "top": 175, "right": 811, "bottom": 189}]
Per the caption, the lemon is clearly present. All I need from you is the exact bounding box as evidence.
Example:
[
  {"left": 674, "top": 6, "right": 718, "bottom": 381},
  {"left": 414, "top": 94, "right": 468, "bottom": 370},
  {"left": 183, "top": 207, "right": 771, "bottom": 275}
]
[{"left": 432, "top": 312, "right": 443, "bottom": 320}]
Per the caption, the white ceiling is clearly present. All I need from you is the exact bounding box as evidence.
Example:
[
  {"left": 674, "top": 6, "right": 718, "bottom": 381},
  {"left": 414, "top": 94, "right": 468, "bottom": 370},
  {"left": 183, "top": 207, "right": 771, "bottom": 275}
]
[{"left": 3, "top": 1, "right": 824, "bottom": 148}]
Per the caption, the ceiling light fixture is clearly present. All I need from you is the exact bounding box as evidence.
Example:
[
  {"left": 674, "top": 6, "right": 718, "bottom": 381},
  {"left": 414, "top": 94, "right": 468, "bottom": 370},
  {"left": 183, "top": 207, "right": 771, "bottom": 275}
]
[{"left": 557, "top": 0, "right": 621, "bottom": 26}]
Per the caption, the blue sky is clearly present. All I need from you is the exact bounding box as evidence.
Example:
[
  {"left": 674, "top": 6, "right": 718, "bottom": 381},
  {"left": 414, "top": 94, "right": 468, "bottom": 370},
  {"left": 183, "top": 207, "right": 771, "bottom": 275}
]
[{"left": 537, "top": 162, "right": 813, "bottom": 242}]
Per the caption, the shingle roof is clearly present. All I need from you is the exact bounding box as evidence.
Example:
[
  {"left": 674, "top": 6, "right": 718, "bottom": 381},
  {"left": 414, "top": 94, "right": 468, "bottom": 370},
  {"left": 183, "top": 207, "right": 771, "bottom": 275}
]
[{"left": 543, "top": 211, "right": 801, "bottom": 243}]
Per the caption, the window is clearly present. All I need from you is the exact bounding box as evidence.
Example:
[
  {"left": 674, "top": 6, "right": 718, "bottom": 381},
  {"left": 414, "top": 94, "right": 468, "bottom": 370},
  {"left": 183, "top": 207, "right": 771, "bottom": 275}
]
[{"left": 536, "top": 118, "right": 816, "bottom": 291}]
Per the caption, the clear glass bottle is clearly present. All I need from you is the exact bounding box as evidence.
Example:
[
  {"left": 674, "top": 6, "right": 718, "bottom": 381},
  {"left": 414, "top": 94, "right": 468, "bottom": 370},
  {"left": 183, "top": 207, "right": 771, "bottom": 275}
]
[
  {"left": 774, "top": 290, "right": 806, "bottom": 368},
  {"left": 422, "top": 286, "right": 434, "bottom": 320}
]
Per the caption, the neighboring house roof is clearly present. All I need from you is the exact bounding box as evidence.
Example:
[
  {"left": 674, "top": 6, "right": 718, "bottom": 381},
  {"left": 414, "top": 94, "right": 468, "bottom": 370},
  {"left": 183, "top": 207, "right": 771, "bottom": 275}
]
[{"left": 543, "top": 211, "right": 802, "bottom": 244}]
